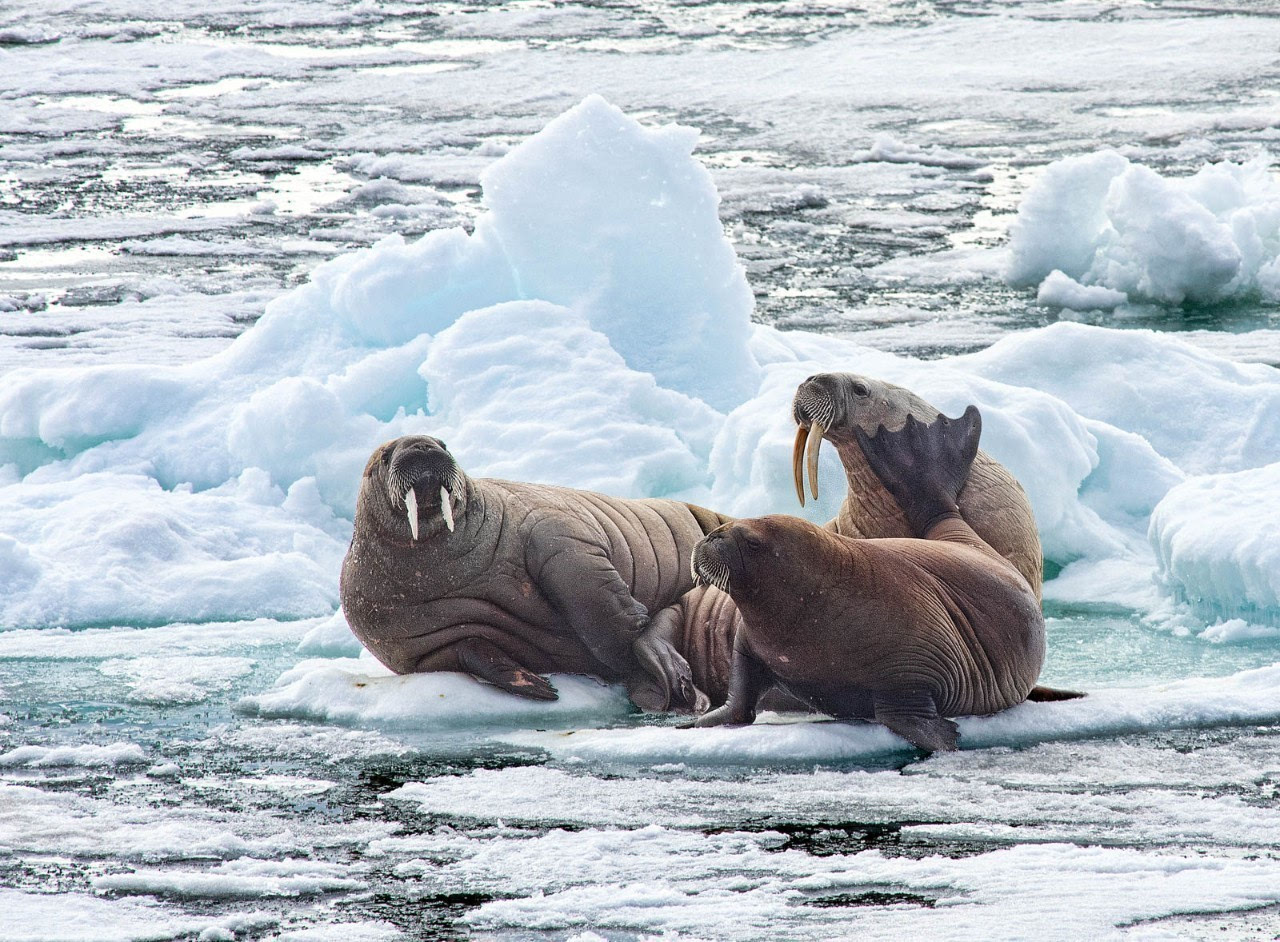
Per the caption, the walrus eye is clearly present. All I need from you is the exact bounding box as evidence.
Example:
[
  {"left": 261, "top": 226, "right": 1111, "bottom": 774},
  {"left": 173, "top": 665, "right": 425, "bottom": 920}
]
[
  {"left": 744, "top": 535, "right": 763, "bottom": 551},
  {"left": 381, "top": 450, "right": 392, "bottom": 466},
  {"left": 852, "top": 382, "right": 869, "bottom": 397},
  {"left": 437, "top": 441, "right": 448, "bottom": 452}
]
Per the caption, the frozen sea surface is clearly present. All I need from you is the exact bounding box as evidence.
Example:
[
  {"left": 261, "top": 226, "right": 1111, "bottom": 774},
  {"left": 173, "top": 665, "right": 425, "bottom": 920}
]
[{"left": 4, "top": 2, "right": 1280, "bottom": 940}]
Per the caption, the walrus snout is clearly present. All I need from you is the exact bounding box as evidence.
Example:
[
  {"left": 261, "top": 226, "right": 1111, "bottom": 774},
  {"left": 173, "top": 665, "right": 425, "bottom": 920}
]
[
  {"left": 691, "top": 530, "right": 733, "bottom": 593},
  {"left": 385, "top": 437, "right": 465, "bottom": 540}
]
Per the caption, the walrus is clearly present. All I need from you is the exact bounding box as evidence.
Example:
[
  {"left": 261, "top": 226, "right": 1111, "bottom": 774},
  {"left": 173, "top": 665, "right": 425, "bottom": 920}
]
[
  {"left": 692, "top": 406, "right": 1047, "bottom": 751},
  {"left": 791, "top": 372, "right": 1044, "bottom": 602},
  {"left": 339, "top": 435, "right": 732, "bottom": 711}
]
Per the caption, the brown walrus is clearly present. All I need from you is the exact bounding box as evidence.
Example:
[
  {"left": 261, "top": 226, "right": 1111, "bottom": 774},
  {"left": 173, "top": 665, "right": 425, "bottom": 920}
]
[
  {"left": 791, "top": 372, "right": 1044, "bottom": 602},
  {"left": 692, "top": 406, "right": 1047, "bottom": 751},
  {"left": 340, "top": 435, "right": 731, "bottom": 711}
]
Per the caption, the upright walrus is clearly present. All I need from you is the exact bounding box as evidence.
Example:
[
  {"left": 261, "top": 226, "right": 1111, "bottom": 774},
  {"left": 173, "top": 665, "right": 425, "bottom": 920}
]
[
  {"left": 791, "top": 372, "right": 1044, "bottom": 602},
  {"left": 340, "top": 435, "right": 730, "bottom": 711},
  {"left": 692, "top": 406, "right": 1045, "bottom": 751}
]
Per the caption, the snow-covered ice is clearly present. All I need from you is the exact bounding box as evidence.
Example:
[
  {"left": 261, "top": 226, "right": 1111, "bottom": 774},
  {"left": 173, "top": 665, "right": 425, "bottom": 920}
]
[{"left": 5, "top": 2, "right": 1280, "bottom": 939}]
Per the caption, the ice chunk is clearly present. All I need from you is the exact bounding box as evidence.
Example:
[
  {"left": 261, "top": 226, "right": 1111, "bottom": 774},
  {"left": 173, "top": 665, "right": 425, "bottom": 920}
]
[
  {"left": 0, "top": 743, "right": 147, "bottom": 768},
  {"left": 850, "top": 132, "right": 988, "bottom": 170},
  {"left": 237, "top": 659, "right": 632, "bottom": 729},
  {"left": 478, "top": 94, "right": 759, "bottom": 410},
  {"left": 1008, "top": 151, "right": 1280, "bottom": 307},
  {"left": 1035, "top": 269, "right": 1128, "bottom": 310},
  {"left": 92, "top": 858, "right": 363, "bottom": 900},
  {"left": 1150, "top": 462, "right": 1280, "bottom": 623}
]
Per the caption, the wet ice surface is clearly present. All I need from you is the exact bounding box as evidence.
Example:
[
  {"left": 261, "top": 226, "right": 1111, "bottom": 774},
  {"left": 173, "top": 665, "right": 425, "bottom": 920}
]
[{"left": 5, "top": 2, "right": 1280, "bottom": 940}]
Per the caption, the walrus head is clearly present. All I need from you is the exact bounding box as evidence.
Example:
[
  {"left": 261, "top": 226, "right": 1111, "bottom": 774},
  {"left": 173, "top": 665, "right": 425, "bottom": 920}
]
[
  {"left": 362, "top": 436, "right": 467, "bottom": 541},
  {"left": 790, "top": 372, "right": 936, "bottom": 506},
  {"left": 692, "top": 517, "right": 800, "bottom": 598}
]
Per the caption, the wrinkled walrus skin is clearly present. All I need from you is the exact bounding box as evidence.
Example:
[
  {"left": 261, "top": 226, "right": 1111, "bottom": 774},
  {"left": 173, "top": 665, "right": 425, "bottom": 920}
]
[
  {"left": 791, "top": 372, "right": 1044, "bottom": 603},
  {"left": 340, "top": 436, "right": 731, "bottom": 711},
  {"left": 693, "top": 408, "right": 1047, "bottom": 752}
]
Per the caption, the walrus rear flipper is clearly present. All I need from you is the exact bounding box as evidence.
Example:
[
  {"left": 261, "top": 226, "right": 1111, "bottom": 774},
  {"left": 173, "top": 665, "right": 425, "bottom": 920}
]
[
  {"left": 685, "top": 502, "right": 735, "bottom": 535},
  {"left": 455, "top": 637, "right": 558, "bottom": 701},
  {"left": 855, "top": 406, "right": 982, "bottom": 538},
  {"left": 874, "top": 690, "right": 959, "bottom": 753},
  {"left": 1026, "top": 684, "right": 1086, "bottom": 701}
]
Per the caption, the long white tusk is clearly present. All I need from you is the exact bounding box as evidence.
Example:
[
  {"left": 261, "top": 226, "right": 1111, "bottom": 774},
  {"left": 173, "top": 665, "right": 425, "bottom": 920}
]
[
  {"left": 439, "top": 485, "right": 455, "bottom": 533},
  {"left": 792, "top": 425, "right": 809, "bottom": 507},
  {"left": 806, "top": 420, "right": 825, "bottom": 502},
  {"left": 405, "top": 488, "right": 419, "bottom": 540}
]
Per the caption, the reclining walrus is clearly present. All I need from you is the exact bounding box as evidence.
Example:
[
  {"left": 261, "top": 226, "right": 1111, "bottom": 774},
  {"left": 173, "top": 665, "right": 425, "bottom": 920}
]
[
  {"left": 340, "top": 435, "right": 738, "bottom": 711},
  {"left": 692, "top": 407, "right": 1046, "bottom": 751}
]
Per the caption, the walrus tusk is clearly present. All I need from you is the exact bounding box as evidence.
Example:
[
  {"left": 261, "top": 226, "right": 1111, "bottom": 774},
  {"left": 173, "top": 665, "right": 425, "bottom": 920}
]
[
  {"left": 792, "top": 425, "right": 809, "bottom": 507},
  {"left": 405, "top": 488, "right": 419, "bottom": 540},
  {"left": 440, "top": 485, "right": 455, "bottom": 533},
  {"left": 806, "top": 420, "right": 825, "bottom": 502}
]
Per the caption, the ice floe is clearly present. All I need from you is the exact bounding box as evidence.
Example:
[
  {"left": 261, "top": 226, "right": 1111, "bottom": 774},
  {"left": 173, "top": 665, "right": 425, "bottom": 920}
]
[{"left": 494, "top": 663, "right": 1280, "bottom": 766}]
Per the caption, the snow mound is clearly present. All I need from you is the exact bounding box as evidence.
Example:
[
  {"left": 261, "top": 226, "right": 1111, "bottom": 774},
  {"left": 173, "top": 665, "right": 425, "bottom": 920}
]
[
  {"left": 237, "top": 659, "right": 632, "bottom": 729},
  {"left": 497, "top": 663, "right": 1280, "bottom": 765},
  {"left": 1007, "top": 151, "right": 1280, "bottom": 307}
]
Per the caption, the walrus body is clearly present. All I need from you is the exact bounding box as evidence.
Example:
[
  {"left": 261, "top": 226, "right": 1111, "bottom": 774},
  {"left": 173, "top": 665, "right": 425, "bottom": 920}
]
[
  {"left": 792, "top": 372, "right": 1044, "bottom": 602},
  {"left": 340, "top": 436, "right": 729, "bottom": 710},
  {"left": 693, "top": 407, "right": 1047, "bottom": 751}
]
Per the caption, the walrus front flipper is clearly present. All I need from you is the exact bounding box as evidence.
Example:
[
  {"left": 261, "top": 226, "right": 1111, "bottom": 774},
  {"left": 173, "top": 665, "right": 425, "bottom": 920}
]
[
  {"left": 1026, "top": 684, "right": 1086, "bottom": 702},
  {"left": 854, "top": 406, "right": 982, "bottom": 538},
  {"left": 455, "top": 637, "right": 558, "bottom": 701},
  {"left": 695, "top": 633, "right": 773, "bottom": 728},
  {"left": 874, "top": 690, "right": 959, "bottom": 753}
]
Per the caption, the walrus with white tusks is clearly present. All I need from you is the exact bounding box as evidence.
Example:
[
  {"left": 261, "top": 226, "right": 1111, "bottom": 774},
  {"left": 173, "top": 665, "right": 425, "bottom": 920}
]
[
  {"left": 693, "top": 407, "right": 1049, "bottom": 751},
  {"left": 340, "top": 435, "right": 734, "bottom": 711},
  {"left": 791, "top": 372, "right": 1044, "bottom": 602}
]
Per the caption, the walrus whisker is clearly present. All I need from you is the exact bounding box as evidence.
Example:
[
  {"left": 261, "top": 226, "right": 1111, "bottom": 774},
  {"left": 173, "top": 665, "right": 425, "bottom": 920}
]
[
  {"left": 439, "top": 485, "right": 455, "bottom": 533},
  {"left": 405, "top": 487, "right": 419, "bottom": 540},
  {"left": 806, "top": 419, "right": 825, "bottom": 502},
  {"left": 792, "top": 425, "right": 809, "bottom": 507}
]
